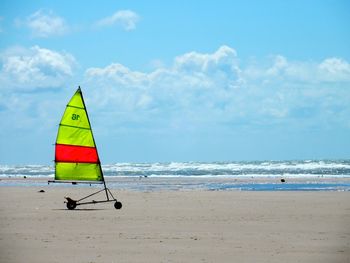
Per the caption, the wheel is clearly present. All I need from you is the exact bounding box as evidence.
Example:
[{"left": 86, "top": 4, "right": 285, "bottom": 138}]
[
  {"left": 114, "top": 201, "right": 122, "bottom": 209},
  {"left": 66, "top": 200, "right": 77, "bottom": 210}
]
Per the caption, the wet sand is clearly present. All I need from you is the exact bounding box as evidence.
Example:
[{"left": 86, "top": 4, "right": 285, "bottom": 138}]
[{"left": 0, "top": 185, "right": 349, "bottom": 262}]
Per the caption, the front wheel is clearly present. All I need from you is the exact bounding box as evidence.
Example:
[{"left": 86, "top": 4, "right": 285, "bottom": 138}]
[{"left": 114, "top": 201, "right": 122, "bottom": 209}]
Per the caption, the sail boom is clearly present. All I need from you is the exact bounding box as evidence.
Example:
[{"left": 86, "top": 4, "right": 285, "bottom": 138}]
[{"left": 48, "top": 180, "right": 104, "bottom": 185}]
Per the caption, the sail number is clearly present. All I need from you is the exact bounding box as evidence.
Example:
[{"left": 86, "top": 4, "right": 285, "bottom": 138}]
[{"left": 72, "top": 114, "right": 80, "bottom": 120}]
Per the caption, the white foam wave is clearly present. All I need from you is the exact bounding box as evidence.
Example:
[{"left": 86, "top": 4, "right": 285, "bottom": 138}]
[{"left": 1, "top": 160, "right": 350, "bottom": 178}]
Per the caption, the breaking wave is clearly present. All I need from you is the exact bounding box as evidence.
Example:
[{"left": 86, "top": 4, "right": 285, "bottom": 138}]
[{"left": 1, "top": 160, "right": 350, "bottom": 178}]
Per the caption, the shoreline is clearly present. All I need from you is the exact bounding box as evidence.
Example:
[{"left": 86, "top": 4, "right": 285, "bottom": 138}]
[{"left": 1, "top": 176, "right": 350, "bottom": 191}]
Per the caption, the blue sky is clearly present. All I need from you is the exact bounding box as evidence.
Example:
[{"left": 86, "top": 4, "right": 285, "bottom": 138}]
[{"left": 0, "top": 0, "right": 349, "bottom": 164}]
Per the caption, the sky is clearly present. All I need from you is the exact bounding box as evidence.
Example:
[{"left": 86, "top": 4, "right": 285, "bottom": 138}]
[{"left": 0, "top": 0, "right": 350, "bottom": 164}]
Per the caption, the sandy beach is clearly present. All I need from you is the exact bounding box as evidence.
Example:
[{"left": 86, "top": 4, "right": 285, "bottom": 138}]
[{"left": 0, "top": 185, "right": 349, "bottom": 263}]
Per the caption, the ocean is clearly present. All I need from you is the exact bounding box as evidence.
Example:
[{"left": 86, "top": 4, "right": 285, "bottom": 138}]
[{"left": 1, "top": 160, "right": 350, "bottom": 191}]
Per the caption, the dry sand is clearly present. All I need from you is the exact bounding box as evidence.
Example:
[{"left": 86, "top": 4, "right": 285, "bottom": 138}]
[{"left": 0, "top": 186, "right": 349, "bottom": 263}]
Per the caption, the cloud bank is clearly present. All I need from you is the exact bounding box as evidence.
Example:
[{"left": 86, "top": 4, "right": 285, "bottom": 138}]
[
  {"left": 84, "top": 46, "right": 241, "bottom": 126},
  {"left": 1, "top": 45, "right": 349, "bottom": 138},
  {"left": 1, "top": 44, "right": 350, "bottom": 163},
  {"left": 84, "top": 46, "right": 350, "bottom": 133}
]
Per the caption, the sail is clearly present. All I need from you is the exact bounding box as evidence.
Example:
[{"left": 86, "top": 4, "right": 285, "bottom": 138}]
[{"left": 55, "top": 87, "right": 103, "bottom": 181}]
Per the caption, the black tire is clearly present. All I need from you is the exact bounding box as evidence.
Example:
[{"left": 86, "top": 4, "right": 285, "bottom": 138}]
[
  {"left": 114, "top": 201, "right": 122, "bottom": 209},
  {"left": 66, "top": 200, "right": 77, "bottom": 210}
]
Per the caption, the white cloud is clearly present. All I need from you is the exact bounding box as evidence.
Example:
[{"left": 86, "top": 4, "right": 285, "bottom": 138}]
[
  {"left": 0, "top": 45, "right": 76, "bottom": 90},
  {"left": 1, "top": 44, "right": 350, "bottom": 160},
  {"left": 86, "top": 45, "right": 240, "bottom": 91},
  {"left": 95, "top": 10, "right": 139, "bottom": 31},
  {"left": 23, "top": 9, "right": 68, "bottom": 37},
  {"left": 84, "top": 45, "right": 243, "bottom": 129},
  {"left": 173, "top": 45, "right": 242, "bottom": 89},
  {"left": 2, "top": 44, "right": 347, "bottom": 139},
  {"left": 175, "top": 45, "right": 237, "bottom": 72},
  {"left": 84, "top": 45, "right": 350, "bottom": 133},
  {"left": 241, "top": 54, "right": 350, "bottom": 127},
  {"left": 86, "top": 63, "right": 148, "bottom": 87},
  {"left": 318, "top": 57, "right": 350, "bottom": 82},
  {"left": 244, "top": 55, "right": 350, "bottom": 84}
]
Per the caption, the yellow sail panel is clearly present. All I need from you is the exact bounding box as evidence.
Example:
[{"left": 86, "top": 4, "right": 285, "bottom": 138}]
[
  {"left": 60, "top": 106, "right": 91, "bottom": 130},
  {"left": 56, "top": 162, "right": 103, "bottom": 181},
  {"left": 56, "top": 125, "right": 95, "bottom": 147},
  {"left": 67, "top": 89, "right": 85, "bottom": 108}
]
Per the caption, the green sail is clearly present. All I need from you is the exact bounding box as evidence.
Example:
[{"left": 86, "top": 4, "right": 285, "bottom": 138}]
[
  {"left": 55, "top": 163, "right": 102, "bottom": 181},
  {"left": 56, "top": 88, "right": 94, "bottom": 147},
  {"left": 55, "top": 88, "right": 103, "bottom": 182}
]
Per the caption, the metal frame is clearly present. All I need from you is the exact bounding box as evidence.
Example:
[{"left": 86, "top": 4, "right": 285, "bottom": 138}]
[
  {"left": 49, "top": 180, "right": 120, "bottom": 209},
  {"left": 71, "top": 186, "right": 117, "bottom": 207}
]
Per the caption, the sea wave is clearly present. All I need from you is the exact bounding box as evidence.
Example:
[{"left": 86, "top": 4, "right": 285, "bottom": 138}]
[
  {"left": 103, "top": 160, "right": 350, "bottom": 177},
  {"left": 1, "top": 160, "right": 350, "bottom": 178}
]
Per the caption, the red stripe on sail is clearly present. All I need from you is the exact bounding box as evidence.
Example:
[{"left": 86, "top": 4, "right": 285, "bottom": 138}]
[{"left": 55, "top": 144, "right": 99, "bottom": 163}]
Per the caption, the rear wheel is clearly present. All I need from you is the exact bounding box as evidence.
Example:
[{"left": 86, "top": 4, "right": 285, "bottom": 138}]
[
  {"left": 114, "top": 201, "right": 122, "bottom": 209},
  {"left": 66, "top": 200, "right": 77, "bottom": 210}
]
